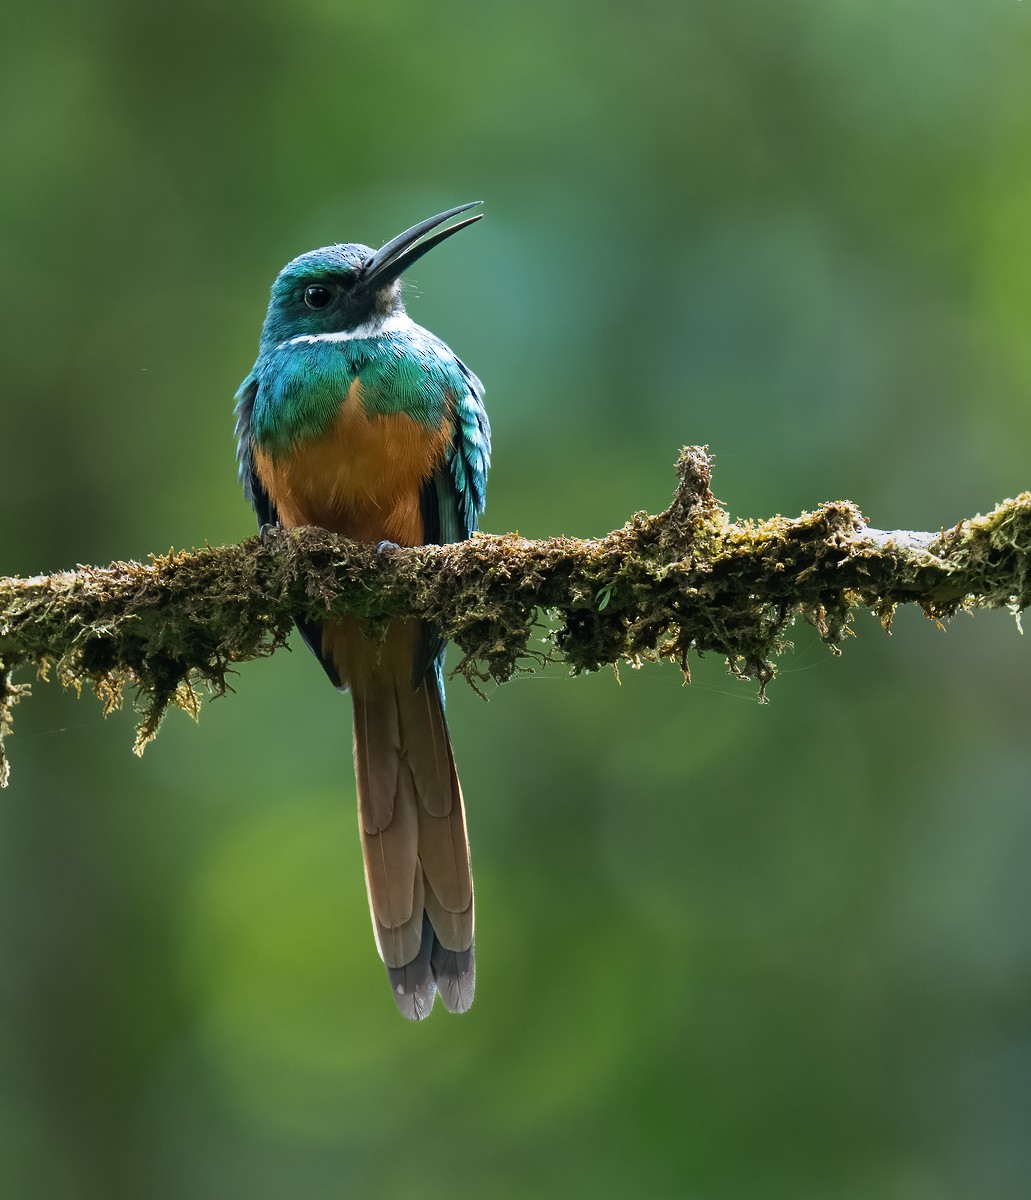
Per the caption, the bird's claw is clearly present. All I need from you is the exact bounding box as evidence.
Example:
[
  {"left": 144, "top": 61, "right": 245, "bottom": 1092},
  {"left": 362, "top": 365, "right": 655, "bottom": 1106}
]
[
  {"left": 259, "top": 521, "right": 282, "bottom": 543},
  {"left": 375, "top": 539, "right": 400, "bottom": 561}
]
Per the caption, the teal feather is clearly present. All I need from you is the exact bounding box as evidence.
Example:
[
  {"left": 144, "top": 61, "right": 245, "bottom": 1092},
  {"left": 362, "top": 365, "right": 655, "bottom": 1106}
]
[{"left": 245, "top": 326, "right": 473, "bottom": 459}]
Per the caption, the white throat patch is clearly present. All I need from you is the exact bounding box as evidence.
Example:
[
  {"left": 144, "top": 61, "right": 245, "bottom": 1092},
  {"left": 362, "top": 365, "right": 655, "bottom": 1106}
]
[{"left": 282, "top": 313, "right": 414, "bottom": 348}]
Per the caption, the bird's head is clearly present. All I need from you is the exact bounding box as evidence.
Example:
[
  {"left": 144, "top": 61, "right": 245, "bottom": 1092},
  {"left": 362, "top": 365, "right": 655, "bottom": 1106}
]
[{"left": 258, "top": 201, "right": 482, "bottom": 351}]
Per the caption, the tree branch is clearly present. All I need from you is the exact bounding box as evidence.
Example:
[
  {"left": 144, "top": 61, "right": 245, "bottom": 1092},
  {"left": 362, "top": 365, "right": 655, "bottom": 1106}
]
[{"left": 2, "top": 446, "right": 1029, "bottom": 785}]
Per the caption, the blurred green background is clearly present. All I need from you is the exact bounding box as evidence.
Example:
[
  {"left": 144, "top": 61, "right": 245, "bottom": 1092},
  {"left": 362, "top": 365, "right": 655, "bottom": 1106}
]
[{"left": 2, "top": 1, "right": 1031, "bottom": 1197}]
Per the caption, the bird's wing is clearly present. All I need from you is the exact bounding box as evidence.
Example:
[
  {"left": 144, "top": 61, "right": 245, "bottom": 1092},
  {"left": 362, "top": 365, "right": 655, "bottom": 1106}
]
[
  {"left": 419, "top": 357, "right": 490, "bottom": 545},
  {"left": 235, "top": 371, "right": 336, "bottom": 679},
  {"left": 234, "top": 373, "right": 277, "bottom": 529},
  {"left": 417, "top": 357, "right": 491, "bottom": 681}
]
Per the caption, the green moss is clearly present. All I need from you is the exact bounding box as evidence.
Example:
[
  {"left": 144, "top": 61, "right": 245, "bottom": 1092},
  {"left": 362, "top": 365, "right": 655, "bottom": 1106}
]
[{"left": 1, "top": 448, "right": 1029, "bottom": 785}]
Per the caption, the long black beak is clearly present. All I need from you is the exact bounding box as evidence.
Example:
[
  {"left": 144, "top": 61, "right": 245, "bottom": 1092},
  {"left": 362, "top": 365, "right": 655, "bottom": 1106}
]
[{"left": 360, "top": 201, "right": 483, "bottom": 292}]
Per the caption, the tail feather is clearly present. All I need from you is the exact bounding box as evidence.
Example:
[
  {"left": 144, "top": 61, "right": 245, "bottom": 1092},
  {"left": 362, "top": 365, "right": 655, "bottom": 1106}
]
[
  {"left": 386, "top": 913, "right": 436, "bottom": 1020},
  {"left": 431, "top": 940, "right": 476, "bottom": 1014},
  {"left": 423, "top": 879, "right": 473, "bottom": 953},
  {"left": 353, "top": 667, "right": 475, "bottom": 1020},
  {"left": 353, "top": 676, "right": 403, "bottom": 822},
  {"left": 368, "top": 854, "right": 424, "bottom": 970},
  {"left": 399, "top": 682, "right": 453, "bottom": 817},
  {"left": 354, "top": 703, "right": 420, "bottom": 961},
  {"left": 417, "top": 750, "right": 473, "bottom": 924}
]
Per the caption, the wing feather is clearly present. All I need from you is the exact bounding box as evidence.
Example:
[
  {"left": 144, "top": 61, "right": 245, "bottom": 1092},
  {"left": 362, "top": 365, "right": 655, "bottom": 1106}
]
[{"left": 417, "top": 356, "right": 491, "bottom": 681}]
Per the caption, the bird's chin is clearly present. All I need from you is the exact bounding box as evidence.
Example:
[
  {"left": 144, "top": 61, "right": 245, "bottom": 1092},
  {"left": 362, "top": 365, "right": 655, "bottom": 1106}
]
[{"left": 370, "top": 278, "right": 404, "bottom": 318}]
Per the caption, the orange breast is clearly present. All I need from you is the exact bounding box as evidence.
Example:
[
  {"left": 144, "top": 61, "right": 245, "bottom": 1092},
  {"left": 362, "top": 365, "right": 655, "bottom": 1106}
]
[{"left": 253, "top": 379, "right": 452, "bottom": 547}]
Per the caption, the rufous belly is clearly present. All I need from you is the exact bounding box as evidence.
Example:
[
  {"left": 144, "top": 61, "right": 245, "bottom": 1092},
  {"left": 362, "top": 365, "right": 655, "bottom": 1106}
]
[
  {"left": 252, "top": 379, "right": 452, "bottom": 547},
  {"left": 252, "top": 379, "right": 451, "bottom": 688}
]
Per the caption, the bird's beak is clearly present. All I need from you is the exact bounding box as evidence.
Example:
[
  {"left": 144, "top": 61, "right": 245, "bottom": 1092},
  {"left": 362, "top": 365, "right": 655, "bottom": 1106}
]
[{"left": 360, "top": 201, "right": 483, "bottom": 292}]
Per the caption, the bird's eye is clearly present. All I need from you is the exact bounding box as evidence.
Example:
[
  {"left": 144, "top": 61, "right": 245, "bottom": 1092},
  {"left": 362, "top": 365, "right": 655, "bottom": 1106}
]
[{"left": 303, "top": 284, "right": 334, "bottom": 309}]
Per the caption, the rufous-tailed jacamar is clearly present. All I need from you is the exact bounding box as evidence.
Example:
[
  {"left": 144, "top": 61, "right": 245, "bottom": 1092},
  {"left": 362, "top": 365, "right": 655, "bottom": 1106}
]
[{"left": 234, "top": 203, "right": 489, "bottom": 1019}]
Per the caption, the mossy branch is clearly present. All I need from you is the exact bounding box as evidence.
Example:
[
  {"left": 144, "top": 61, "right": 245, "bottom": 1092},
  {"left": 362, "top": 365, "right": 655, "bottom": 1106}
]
[{"left": 2, "top": 446, "right": 1029, "bottom": 786}]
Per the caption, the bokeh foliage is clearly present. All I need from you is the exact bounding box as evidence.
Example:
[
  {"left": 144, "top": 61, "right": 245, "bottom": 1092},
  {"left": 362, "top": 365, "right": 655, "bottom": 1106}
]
[{"left": 2, "top": 2, "right": 1031, "bottom": 1197}]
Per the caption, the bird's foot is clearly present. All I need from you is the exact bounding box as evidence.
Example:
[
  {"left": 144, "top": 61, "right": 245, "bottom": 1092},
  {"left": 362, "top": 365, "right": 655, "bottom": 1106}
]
[
  {"left": 259, "top": 521, "right": 281, "bottom": 543},
  {"left": 375, "top": 539, "right": 400, "bottom": 561}
]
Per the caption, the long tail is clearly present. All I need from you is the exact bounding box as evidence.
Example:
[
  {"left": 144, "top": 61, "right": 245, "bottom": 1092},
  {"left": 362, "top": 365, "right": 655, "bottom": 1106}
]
[{"left": 352, "top": 664, "right": 475, "bottom": 1019}]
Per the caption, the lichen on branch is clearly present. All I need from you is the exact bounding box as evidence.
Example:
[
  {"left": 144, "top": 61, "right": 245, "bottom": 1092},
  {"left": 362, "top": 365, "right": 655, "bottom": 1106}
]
[{"left": 1, "top": 446, "right": 1029, "bottom": 786}]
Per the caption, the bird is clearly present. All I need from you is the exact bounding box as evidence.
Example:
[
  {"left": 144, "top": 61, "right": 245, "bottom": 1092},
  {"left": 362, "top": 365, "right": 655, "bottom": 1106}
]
[{"left": 233, "top": 203, "right": 490, "bottom": 1019}]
